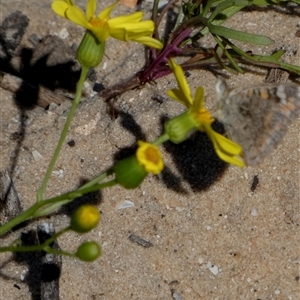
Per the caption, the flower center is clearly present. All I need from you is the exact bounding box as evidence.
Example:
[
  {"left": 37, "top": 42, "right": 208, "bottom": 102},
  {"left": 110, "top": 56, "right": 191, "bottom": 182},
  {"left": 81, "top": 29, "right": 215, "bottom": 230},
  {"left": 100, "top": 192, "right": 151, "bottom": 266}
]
[
  {"left": 145, "top": 147, "right": 160, "bottom": 165},
  {"left": 89, "top": 16, "right": 107, "bottom": 28},
  {"left": 195, "top": 107, "right": 214, "bottom": 125}
]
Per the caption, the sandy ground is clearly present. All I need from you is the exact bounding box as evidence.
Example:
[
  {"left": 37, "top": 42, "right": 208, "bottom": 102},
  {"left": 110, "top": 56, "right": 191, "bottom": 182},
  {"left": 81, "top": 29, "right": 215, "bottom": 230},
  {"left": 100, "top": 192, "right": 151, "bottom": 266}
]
[{"left": 0, "top": 1, "right": 299, "bottom": 299}]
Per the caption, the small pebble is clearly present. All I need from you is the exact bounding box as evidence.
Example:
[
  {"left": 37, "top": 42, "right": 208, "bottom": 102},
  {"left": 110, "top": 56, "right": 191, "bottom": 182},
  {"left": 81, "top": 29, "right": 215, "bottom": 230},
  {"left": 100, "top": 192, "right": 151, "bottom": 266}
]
[
  {"left": 58, "top": 28, "right": 69, "bottom": 39},
  {"left": 251, "top": 207, "right": 258, "bottom": 216},
  {"left": 198, "top": 257, "right": 204, "bottom": 264},
  {"left": 32, "top": 150, "right": 43, "bottom": 161},
  {"left": 209, "top": 265, "right": 219, "bottom": 275},
  {"left": 117, "top": 200, "right": 134, "bottom": 209}
]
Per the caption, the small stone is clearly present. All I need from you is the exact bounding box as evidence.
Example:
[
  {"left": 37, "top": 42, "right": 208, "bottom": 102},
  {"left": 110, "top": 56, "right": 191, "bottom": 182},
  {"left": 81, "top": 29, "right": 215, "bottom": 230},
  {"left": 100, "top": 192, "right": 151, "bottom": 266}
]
[
  {"left": 32, "top": 150, "right": 43, "bottom": 161},
  {"left": 209, "top": 265, "right": 219, "bottom": 275},
  {"left": 117, "top": 200, "right": 134, "bottom": 209},
  {"left": 251, "top": 207, "right": 258, "bottom": 216},
  {"left": 58, "top": 28, "right": 69, "bottom": 39},
  {"left": 198, "top": 257, "right": 204, "bottom": 264}
]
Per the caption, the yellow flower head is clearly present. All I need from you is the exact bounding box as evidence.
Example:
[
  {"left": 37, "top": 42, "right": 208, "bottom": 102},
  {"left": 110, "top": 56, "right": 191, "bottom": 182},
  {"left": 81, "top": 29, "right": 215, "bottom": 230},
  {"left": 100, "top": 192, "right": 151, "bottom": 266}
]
[
  {"left": 167, "top": 58, "right": 245, "bottom": 167},
  {"left": 52, "top": 0, "right": 163, "bottom": 49},
  {"left": 70, "top": 204, "right": 100, "bottom": 233},
  {"left": 136, "top": 141, "right": 164, "bottom": 174}
]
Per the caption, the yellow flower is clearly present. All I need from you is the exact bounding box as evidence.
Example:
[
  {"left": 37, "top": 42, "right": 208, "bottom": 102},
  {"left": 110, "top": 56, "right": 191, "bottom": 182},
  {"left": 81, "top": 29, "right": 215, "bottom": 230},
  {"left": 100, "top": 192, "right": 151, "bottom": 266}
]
[
  {"left": 136, "top": 141, "right": 164, "bottom": 174},
  {"left": 52, "top": 0, "right": 163, "bottom": 49},
  {"left": 70, "top": 205, "right": 100, "bottom": 233},
  {"left": 167, "top": 58, "right": 245, "bottom": 167}
]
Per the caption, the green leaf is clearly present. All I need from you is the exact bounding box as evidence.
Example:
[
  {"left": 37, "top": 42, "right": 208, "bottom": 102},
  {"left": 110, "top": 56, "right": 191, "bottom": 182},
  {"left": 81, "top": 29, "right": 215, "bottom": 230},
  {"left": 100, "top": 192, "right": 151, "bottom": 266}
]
[{"left": 208, "top": 23, "right": 273, "bottom": 45}]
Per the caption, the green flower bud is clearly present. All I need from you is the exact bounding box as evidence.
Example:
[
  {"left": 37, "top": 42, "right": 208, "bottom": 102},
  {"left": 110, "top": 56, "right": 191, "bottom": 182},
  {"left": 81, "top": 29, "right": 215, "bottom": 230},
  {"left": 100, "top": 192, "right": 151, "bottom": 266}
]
[
  {"left": 114, "top": 156, "right": 147, "bottom": 189},
  {"left": 76, "top": 30, "right": 105, "bottom": 68},
  {"left": 164, "top": 111, "right": 197, "bottom": 144},
  {"left": 76, "top": 241, "right": 101, "bottom": 262},
  {"left": 70, "top": 205, "right": 100, "bottom": 233}
]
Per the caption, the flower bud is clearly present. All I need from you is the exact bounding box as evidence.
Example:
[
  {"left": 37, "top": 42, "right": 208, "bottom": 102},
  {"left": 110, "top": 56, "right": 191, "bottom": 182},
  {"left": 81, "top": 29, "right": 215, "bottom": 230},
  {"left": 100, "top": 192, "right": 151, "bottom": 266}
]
[
  {"left": 114, "top": 156, "right": 147, "bottom": 189},
  {"left": 76, "top": 30, "right": 105, "bottom": 68},
  {"left": 164, "top": 111, "right": 197, "bottom": 144},
  {"left": 76, "top": 242, "right": 101, "bottom": 262},
  {"left": 70, "top": 205, "right": 100, "bottom": 233}
]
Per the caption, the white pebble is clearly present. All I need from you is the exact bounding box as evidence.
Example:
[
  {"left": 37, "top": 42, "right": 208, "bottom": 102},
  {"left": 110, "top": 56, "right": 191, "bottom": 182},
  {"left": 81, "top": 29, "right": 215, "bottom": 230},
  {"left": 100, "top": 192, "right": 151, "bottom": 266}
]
[
  {"left": 117, "top": 200, "right": 134, "bottom": 209},
  {"left": 251, "top": 207, "right": 258, "bottom": 216},
  {"left": 198, "top": 257, "right": 204, "bottom": 264},
  {"left": 32, "top": 150, "right": 43, "bottom": 161},
  {"left": 209, "top": 265, "right": 219, "bottom": 275},
  {"left": 274, "top": 289, "right": 280, "bottom": 295},
  {"left": 58, "top": 28, "right": 69, "bottom": 39}
]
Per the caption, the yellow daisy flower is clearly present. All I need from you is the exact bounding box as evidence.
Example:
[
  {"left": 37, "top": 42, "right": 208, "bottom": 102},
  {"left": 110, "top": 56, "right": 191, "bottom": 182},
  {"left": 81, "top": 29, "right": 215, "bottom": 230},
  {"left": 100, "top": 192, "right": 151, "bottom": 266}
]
[
  {"left": 136, "top": 141, "right": 164, "bottom": 174},
  {"left": 52, "top": 0, "right": 163, "bottom": 49},
  {"left": 167, "top": 58, "right": 245, "bottom": 167}
]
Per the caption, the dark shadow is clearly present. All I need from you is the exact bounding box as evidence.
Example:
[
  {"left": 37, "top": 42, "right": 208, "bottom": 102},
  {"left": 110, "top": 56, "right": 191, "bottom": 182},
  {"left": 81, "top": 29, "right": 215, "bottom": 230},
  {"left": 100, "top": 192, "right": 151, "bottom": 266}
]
[
  {"left": 161, "top": 166, "right": 188, "bottom": 194},
  {"left": 58, "top": 190, "right": 102, "bottom": 217},
  {"left": 10, "top": 226, "right": 62, "bottom": 300},
  {"left": 245, "top": 2, "right": 300, "bottom": 17},
  {"left": 119, "top": 112, "right": 146, "bottom": 141},
  {"left": 162, "top": 119, "right": 228, "bottom": 192},
  {"left": 13, "top": 230, "right": 42, "bottom": 300},
  {"left": 0, "top": 12, "right": 81, "bottom": 182}
]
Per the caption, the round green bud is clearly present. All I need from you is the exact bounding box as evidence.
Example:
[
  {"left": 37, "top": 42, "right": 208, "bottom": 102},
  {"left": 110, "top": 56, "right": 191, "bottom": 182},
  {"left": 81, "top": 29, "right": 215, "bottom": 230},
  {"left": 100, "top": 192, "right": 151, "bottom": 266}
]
[
  {"left": 114, "top": 156, "right": 147, "bottom": 189},
  {"left": 70, "top": 205, "right": 100, "bottom": 233},
  {"left": 76, "top": 241, "right": 101, "bottom": 262}
]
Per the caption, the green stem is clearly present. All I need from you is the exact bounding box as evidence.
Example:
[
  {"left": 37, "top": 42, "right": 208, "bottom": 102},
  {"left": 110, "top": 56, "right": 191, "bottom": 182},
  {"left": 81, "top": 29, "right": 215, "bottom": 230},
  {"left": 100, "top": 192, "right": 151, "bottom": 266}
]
[
  {"left": 36, "top": 66, "right": 89, "bottom": 202},
  {"left": 32, "top": 179, "right": 117, "bottom": 218},
  {"left": 78, "top": 168, "right": 114, "bottom": 191},
  {"left": 0, "top": 227, "right": 71, "bottom": 254},
  {"left": 0, "top": 179, "right": 117, "bottom": 236},
  {"left": 153, "top": 133, "right": 169, "bottom": 146}
]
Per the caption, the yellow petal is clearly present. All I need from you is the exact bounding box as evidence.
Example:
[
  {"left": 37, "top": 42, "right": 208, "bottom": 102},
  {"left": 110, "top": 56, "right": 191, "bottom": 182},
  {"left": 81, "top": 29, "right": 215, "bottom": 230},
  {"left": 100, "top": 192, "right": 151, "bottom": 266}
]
[
  {"left": 108, "top": 12, "right": 144, "bottom": 27},
  {"left": 51, "top": 1, "right": 71, "bottom": 18},
  {"left": 212, "top": 131, "right": 243, "bottom": 155},
  {"left": 98, "top": 1, "right": 119, "bottom": 20},
  {"left": 109, "top": 20, "right": 154, "bottom": 38},
  {"left": 215, "top": 147, "right": 245, "bottom": 167},
  {"left": 92, "top": 27, "right": 110, "bottom": 42},
  {"left": 108, "top": 27, "right": 127, "bottom": 40},
  {"left": 66, "top": 5, "right": 91, "bottom": 28},
  {"left": 86, "top": 0, "right": 97, "bottom": 20},
  {"left": 205, "top": 124, "right": 245, "bottom": 167},
  {"left": 132, "top": 36, "right": 163, "bottom": 49},
  {"left": 194, "top": 86, "right": 205, "bottom": 112},
  {"left": 167, "top": 89, "right": 192, "bottom": 107},
  {"left": 168, "top": 58, "right": 193, "bottom": 107}
]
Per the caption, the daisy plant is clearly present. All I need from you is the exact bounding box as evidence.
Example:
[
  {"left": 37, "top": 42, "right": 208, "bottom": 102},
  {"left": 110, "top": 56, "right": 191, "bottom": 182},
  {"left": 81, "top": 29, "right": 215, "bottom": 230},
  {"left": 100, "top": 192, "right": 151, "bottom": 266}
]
[
  {"left": 37, "top": 0, "right": 163, "bottom": 203},
  {"left": 0, "top": 0, "right": 248, "bottom": 261}
]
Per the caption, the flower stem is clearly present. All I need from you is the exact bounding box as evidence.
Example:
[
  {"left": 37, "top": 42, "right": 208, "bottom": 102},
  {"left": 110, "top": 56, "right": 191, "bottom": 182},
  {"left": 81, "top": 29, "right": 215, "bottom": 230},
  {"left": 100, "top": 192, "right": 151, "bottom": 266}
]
[
  {"left": 37, "top": 66, "right": 89, "bottom": 202},
  {"left": 32, "top": 179, "right": 117, "bottom": 218},
  {"left": 153, "top": 133, "right": 169, "bottom": 146}
]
